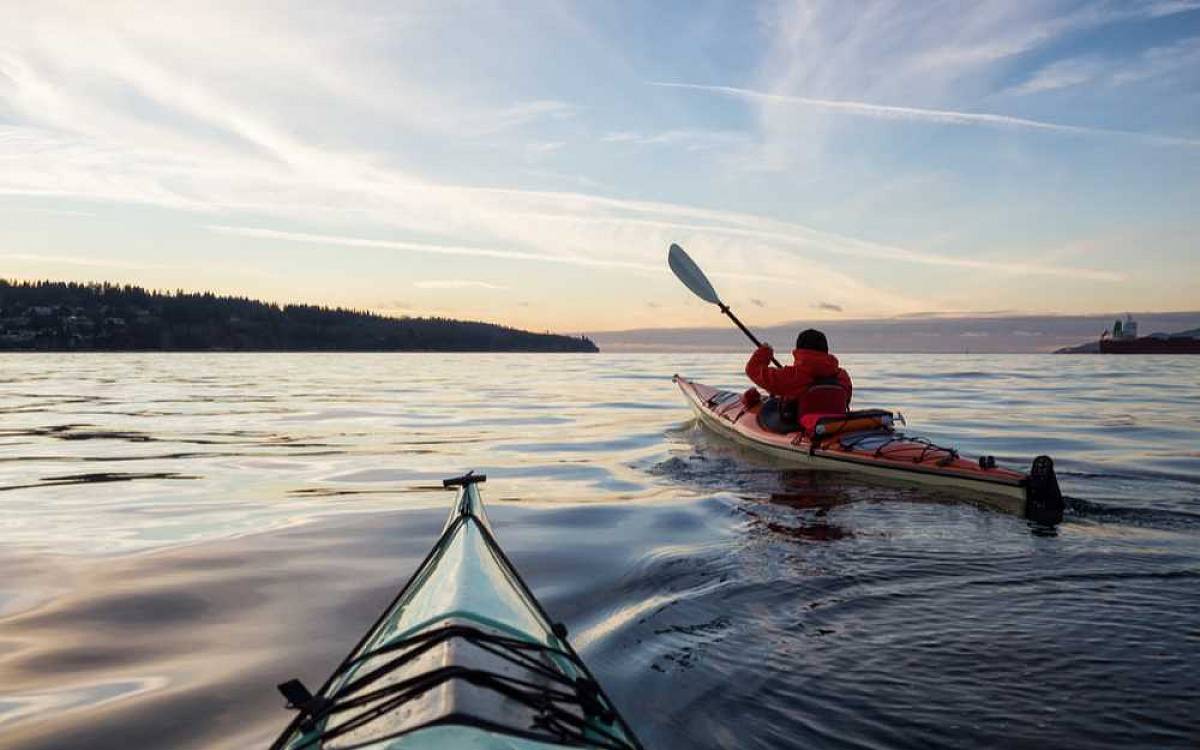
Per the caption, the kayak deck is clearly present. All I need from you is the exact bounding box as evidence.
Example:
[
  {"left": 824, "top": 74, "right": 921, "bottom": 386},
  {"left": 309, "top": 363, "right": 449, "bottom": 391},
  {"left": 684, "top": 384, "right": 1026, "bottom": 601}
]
[
  {"left": 272, "top": 473, "right": 642, "bottom": 750},
  {"left": 674, "top": 375, "right": 1063, "bottom": 523}
]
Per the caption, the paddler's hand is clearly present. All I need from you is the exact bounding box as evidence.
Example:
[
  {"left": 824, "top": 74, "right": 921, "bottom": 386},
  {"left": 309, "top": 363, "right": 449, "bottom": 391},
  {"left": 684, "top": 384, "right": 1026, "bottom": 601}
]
[
  {"left": 749, "top": 344, "right": 774, "bottom": 367},
  {"left": 746, "top": 343, "right": 776, "bottom": 383}
]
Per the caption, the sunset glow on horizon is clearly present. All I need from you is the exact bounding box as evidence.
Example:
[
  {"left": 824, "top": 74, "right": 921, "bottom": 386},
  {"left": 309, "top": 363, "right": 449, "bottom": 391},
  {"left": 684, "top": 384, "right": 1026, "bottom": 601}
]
[{"left": 2, "top": 1, "right": 1198, "bottom": 333}]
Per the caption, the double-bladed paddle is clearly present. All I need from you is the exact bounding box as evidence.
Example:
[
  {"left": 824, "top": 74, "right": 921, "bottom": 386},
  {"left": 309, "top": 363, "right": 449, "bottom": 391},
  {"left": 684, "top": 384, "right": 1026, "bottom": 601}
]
[{"left": 667, "top": 243, "right": 782, "bottom": 367}]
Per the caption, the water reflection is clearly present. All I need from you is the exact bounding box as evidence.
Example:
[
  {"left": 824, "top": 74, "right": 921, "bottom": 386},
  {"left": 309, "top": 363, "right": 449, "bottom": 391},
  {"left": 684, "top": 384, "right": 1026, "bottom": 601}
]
[
  {"left": 0, "top": 677, "right": 170, "bottom": 729},
  {"left": 0, "top": 472, "right": 196, "bottom": 492}
]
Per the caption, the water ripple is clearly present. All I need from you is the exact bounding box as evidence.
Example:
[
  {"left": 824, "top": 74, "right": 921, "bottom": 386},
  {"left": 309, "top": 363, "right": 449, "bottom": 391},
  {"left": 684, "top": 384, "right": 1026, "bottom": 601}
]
[{"left": 0, "top": 352, "right": 1195, "bottom": 749}]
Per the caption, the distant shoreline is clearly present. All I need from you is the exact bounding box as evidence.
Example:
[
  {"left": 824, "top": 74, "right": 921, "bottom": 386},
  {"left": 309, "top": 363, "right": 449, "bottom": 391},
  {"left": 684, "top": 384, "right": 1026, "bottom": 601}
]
[
  {"left": 590, "top": 310, "right": 1200, "bottom": 355},
  {"left": 1, "top": 279, "right": 597, "bottom": 353}
]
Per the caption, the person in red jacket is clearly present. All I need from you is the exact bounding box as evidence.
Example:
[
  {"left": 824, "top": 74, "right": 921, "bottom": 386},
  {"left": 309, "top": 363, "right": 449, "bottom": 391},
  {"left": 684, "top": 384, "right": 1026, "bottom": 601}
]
[{"left": 746, "top": 328, "right": 853, "bottom": 433}]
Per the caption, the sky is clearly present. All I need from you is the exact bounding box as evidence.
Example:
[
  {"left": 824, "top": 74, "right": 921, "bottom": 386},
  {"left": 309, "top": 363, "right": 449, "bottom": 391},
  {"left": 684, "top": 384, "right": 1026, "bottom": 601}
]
[{"left": 1, "top": 0, "right": 1198, "bottom": 334}]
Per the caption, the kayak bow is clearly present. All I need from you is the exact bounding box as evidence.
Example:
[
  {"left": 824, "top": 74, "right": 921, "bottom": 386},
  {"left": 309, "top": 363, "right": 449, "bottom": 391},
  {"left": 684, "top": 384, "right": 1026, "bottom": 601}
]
[
  {"left": 272, "top": 472, "right": 643, "bottom": 749},
  {"left": 675, "top": 376, "right": 1064, "bottom": 524}
]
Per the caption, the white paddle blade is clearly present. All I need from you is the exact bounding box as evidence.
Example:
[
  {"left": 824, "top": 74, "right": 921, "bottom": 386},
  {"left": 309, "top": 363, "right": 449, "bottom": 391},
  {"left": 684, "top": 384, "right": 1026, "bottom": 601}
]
[{"left": 668, "top": 243, "right": 722, "bottom": 305}]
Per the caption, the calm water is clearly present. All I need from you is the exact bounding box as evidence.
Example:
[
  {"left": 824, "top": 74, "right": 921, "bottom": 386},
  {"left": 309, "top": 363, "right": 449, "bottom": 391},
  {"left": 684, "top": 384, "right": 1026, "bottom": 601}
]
[{"left": 1, "top": 353, "right": 1197, "bottom": 749}]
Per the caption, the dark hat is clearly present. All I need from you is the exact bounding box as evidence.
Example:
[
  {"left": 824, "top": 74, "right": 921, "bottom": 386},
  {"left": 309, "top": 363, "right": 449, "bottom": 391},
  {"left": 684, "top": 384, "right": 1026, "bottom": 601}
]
[{"left": 795, "top": 328, "right": 829, "bottom": 352}]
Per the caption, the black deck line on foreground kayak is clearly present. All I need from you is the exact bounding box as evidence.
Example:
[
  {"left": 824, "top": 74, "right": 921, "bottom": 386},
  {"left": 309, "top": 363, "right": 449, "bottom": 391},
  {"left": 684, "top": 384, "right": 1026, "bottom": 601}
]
[{"left": 270, "top": 472, "right": 643, "bottom": 750}]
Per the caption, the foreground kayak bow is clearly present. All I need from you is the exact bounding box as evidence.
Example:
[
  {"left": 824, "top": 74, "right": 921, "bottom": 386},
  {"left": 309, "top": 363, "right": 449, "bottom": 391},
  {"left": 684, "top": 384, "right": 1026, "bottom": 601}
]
[
  {"left": 272, "top": 472, "right": 642, "bottom": 749},
  {"left": 675, "top": 376, "right": 1064, "bottom": 524}
]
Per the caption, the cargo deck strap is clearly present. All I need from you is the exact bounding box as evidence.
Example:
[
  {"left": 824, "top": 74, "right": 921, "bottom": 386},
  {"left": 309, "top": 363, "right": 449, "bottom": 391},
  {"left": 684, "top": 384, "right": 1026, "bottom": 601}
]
[{"left": 837, "top": 432, "right": 959, "bottom": 466}]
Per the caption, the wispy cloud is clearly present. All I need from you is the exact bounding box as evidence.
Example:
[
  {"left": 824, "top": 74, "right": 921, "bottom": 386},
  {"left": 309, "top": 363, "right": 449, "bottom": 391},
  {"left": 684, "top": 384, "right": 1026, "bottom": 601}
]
[
  {"left": 1008, "top": 58, "right": 1105, "bottom": 95},
  {"left": 518, "top": 207, "right": 1126, "bottom": 281},
  {"left": 0, "top": 253, "right": 175, "bottom": 270},
  {"left": 649, "top": 81, "right": 1200, "bottom": 147},
  {"left": 413, "top": 279, "right": 506, "bottom": 290},
  {"left": 1144, "top": 1, "right": 1200, "bottom": 18},
  {"left": 486, "top": 101, "right": 577, "bottom": 133},
  {"left": 600, "top": 128, "right": 751, "bottom": 151},
  {"left": 897, "top": 1, "right": 1200, "bottom": 74},
  {"left": 206, "top": 225, "right": 665, "bottom": 273},
  {"left": 0, "top": 206, "right": 98, "bottom": 218},
  {"left": 524, "top": 140, "right": 566, "bottom": 158},
  {"left": 1010, "top": 36, "right": 1200, "bottom": 94},
  {"left": 600, "top": 131, "right": 641, "bottom": 143},
  {"left": 813, "top": 301, "right": 843, "bottom": 312},
  {"left": 1111, "top": 35, "right": 1200, "bottom": 85}
]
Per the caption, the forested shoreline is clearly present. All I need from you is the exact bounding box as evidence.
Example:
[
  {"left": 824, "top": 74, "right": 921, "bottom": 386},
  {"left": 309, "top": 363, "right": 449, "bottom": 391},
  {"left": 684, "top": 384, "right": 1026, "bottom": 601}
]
[{"left": 0, "top": 280, "right": 597, "bottom": 352}]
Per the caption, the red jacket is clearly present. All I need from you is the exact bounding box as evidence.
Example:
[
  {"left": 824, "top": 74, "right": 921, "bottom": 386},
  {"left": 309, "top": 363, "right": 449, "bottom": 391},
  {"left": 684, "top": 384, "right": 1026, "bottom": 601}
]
[{"left": 745, "top": 345, "right": 853, "bottom": 408}]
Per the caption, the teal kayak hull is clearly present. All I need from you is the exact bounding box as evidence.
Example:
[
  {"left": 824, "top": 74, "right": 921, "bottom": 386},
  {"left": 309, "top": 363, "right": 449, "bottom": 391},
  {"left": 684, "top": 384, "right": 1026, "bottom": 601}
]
[{"left": 271, "top": 474, "right": 641, "bottom": 749}]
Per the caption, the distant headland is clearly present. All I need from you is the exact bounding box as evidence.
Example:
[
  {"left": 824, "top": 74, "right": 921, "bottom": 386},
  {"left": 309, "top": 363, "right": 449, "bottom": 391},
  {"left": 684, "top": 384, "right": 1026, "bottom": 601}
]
[{"left": 0, "top": 280, "right": 597, "bottom": 353}]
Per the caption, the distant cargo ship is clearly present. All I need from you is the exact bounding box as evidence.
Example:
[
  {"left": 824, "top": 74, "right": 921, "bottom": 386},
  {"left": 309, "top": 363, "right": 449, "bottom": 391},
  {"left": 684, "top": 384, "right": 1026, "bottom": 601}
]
[{"left": 1099, "top": 314, "right": 1200, "bottom": 354}]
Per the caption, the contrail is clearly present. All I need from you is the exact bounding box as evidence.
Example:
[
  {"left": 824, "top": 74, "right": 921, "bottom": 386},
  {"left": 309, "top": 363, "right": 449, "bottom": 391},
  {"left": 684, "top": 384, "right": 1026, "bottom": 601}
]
[{"left": 649, "top": 81, "right": 1200, "bottom": 148}]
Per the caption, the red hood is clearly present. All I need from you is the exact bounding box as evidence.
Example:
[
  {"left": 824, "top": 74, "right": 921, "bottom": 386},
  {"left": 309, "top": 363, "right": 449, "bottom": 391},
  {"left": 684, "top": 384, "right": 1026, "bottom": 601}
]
[{"left": 792, "top": 349, "right": 841, "bottom": 376}]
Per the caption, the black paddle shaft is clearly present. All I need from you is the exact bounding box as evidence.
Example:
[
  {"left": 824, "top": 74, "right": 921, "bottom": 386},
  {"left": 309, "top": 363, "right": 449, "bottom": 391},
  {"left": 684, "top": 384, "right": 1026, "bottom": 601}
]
[
  {"left": 667, "top": 242, "right": 783, "bottom": 369},
  {"left": 718, "top": 303, "right": 782, "bottom": 367}
]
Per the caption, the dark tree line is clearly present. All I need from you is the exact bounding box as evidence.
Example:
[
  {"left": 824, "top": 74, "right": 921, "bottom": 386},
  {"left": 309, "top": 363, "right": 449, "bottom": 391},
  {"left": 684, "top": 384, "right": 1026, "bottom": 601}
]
[{"left": 0, "top": 280, "right": 598, "bottom": 352}]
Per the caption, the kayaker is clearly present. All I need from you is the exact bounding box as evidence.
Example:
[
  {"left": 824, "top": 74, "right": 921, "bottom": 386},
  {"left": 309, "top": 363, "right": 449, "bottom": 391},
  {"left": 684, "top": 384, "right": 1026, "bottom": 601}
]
[{"left": 746, "top": 328, "right": 853, "bottom": 433}]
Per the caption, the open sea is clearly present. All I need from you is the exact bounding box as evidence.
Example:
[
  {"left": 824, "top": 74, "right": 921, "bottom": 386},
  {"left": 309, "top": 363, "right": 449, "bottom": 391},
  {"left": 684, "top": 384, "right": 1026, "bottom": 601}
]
[{"left": 1, "top": 352, "right": 1197, "bottom": 749}]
